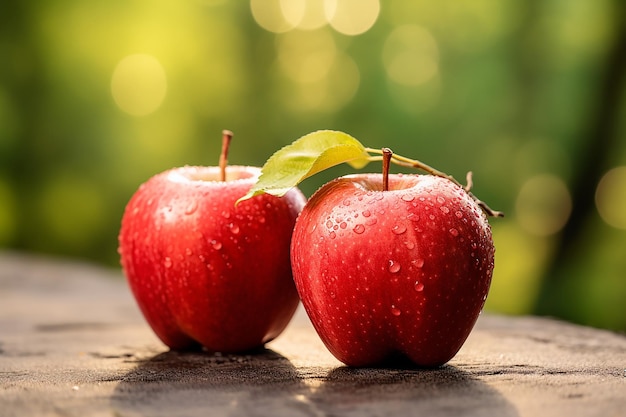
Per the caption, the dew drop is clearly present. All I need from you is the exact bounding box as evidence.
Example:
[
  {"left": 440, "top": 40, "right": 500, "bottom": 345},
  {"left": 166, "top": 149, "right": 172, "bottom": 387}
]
[
  {"left": 440, "top": 206, "right": 450, "bottom": 214},
  {"left": 407, "top": 213, "right": 420, "bottom": 222},
  {"left": 211, "top": 240, "right": 223, "bottom": 250},
  {"left": 221, "top": 211, "right": 231, "bottom": 219},
  {"left": 229, "top": 224, "right": 240, "bottom": 234},
  {"left": 342, "top": 199, "right": 351, "bottom": 206},
  {"left": 388, "top": 260, "right": 401, "bottom": 273},
  {"left": 404, "top": 240, "right": 415, "bottom": 250},
  {"left": 362, "top": 210, "right": 371, "bottom": 217},
  {"left": 330, "top": 291, "right": 337, "bottom": 299},
  {"left": 449, "top": 228, "right": 459, "bottom": 237},
  {"left": 163, "top": 257, "right": 172, "bottom": 268},
  {"left": 414, "top": 281, "right": 425, "bottom": 292},
  {"left": 353, "top": 224, "right": 365, "bottom": 234},
  {"left": 185, "top": 201, "right": 198, "bottom": 215},
  {"left": 185, "top": 248, "right": 193, "bottom": 256},
  {"left": 429, "top": 214, "right": 435, "bottom": 220},
  {"left": 329, "top": 231, "right": 337, "bottom": 239},
  {"left": 340, "top": 222, "right": 347, "bottom": 229},
  {"left": 401, "top": 194, "right": 415, "bottom": 202},
  {"left": 455, "top": 211, "right": 463, "bottom": 219},
  {"left": 365, "top": 217, "right": 378, "bottom": 226},
  {"left": 390, "top": 306, "right": 402, "bottom": 316},
  {"left": 258, "top": 216, "right": 266, "bottom": 224},
  {"left": 392, "top": 224, "right": 407, "bottom": 235},
  {"left": 326, "top": 220, "right": 333, "bottom": 229},
  {"left": 436, "top": 196, "right": 446, "bottom": 204},
  {"left": 414, "top": 258, "right": 425, "bottom": 268}
]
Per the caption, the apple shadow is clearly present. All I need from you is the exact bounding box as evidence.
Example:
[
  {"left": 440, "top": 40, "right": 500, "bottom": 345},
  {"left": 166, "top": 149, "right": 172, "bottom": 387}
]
[
  {"left": 110, "top": 348, "right": 316, "bottom": 416},
  {"left": 111, "top": 350, "right": 518, "bottom": 416},
  {"left": 307, "top": 365, "right": 519, "bottom": 417}
]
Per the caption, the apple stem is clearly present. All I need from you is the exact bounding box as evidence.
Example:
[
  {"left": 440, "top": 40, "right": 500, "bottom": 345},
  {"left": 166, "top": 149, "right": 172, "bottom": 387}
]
[
  {"left": 365, "top": 147, "right": 504, "bottom": 217},
  {"left": 382, "top": 148, "right": 392, "bottom": 192},
  {"left": 219, "top": 130, "right": 233, "bottom": 182}
]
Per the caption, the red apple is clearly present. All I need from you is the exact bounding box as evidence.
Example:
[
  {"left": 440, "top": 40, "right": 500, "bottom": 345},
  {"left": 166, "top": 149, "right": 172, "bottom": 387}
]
[
  {"left": 118, "top": 164, "right": 306, "bottom": 352},
  {"left": 291, "top": 173, "right": 495, "bottom": 367}
]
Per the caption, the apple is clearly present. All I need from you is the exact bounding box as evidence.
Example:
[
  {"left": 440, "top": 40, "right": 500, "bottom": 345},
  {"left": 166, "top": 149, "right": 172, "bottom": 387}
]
[
  {"left": 290, "top": 165, "right": 495, "bottom": 366},
  {"left": 118, "top": 131, "right": 306, "bottom": 352}
]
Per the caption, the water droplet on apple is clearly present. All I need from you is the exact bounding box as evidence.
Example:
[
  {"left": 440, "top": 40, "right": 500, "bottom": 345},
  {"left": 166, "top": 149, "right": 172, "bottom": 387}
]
[
  {"left": 329, "top": 231, "right": 337, "bottom": 239},
  {"left": 185, "top": 248, "right": 193, "bottom": 256},
  {"left": 185, "top": 201, "right": 198, "bottom": 215},
  {"left": 449, "top": 228, "right": 459, "bottom": 237},
  {"left": 455, "top": 211, "right": 463, "bottom": 219},
  {"left": 221, "top": 211, "right": 231, "bottom": 219},
  {"left": 392, "top": 224, "right": 407, "bottom": 235},
  {"left": 390, "top": 306, "right": 401, "bottom": 316},
  {"left": 330, "top": 291, "right": 337, "bottom": 299},
  {"left": 401, "top": 194, "right": 415, "bottom": 202},
  {"left": 414, "top": 258, "right": 425, "bottom": 268},
  {"left": 362, "top": 210, "right": 371, "bottom": 217},
  {"left": 365, "top": 217, "right": 377, "bottom": 226},
  {"left": 258, "top": 216, "right": 266, "bottom": 224},
  {"left": 340, "top": 222, "right": 347, "bottom": 229},
  {"left": 343, "top": 199, "right": 351, "bottom": 206},
  {"left": 326, "top": 220, "right": 333, "bottom": 229},
  {"left": 440, "top": 206, "right": 450, "bottom": 214},
  {"left": 211, "top": 240, "right": 223, "bottom": 250},
  {"left": 388, "top": 260, "right": 401, "bottom": 273},
  {"left": 229, "top": 223, "right": 240, "bottom": 234},
  {"left": 164, "top": 257, "right": 172, "bottom": 268},
  {"left": 414, "top": 281, "right": 424, "bottom": 292},
  {"left": 353, "top": 224, "right": 365, "bottom": 234},
  {"left": 436, "top": 196, "right": 446, "bottom": 204},
  {"left": 407, "top": 213, "right": 420, "bottom": 222},
  {"left": 404, "top": 241, "right": 415, "bottom": 249}
]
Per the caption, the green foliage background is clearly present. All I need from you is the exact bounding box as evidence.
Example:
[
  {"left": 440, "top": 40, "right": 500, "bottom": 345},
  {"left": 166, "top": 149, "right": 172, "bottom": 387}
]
[{"left": 1, "top": 0, "right": 625, "bottom": 330}]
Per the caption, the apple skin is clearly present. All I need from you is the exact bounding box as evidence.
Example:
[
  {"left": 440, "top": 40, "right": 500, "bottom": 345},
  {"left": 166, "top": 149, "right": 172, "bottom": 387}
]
[
  {"left": 118, "top": 165, "right": 306, "bottom": 352},
  {"left": 291, "top": 173, "right": 495, "bottom": 367}
]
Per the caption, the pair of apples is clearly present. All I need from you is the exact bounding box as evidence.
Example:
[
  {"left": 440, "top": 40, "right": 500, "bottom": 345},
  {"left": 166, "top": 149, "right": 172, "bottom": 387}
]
[{"left": 118, "top": 133, "right": 496, "bottom": 367}]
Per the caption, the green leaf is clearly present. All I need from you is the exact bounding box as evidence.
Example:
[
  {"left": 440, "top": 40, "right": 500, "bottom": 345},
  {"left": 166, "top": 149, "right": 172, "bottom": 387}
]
[{"left": 237, "top": 130, "right": 371, "bottom": 203}]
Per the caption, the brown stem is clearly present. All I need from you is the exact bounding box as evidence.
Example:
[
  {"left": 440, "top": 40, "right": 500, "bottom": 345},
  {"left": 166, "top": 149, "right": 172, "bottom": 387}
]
[
  {"left": 365, "top": 147, "right": 504, "bottom": 218},
  {"left": 219, "top": 130, "right": 233, "bottom": 181},
  {"left": 382, "top": 148, "right": 393, "bottom": 191}
]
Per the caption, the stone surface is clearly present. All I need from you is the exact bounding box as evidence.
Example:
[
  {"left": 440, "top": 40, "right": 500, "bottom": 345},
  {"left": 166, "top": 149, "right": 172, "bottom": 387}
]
[{"left": 0, "top": 251, "right": 624, "bottom": 417}]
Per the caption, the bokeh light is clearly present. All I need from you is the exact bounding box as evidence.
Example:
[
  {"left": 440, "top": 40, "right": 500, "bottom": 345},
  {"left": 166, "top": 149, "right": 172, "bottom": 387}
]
[
  {"left": 324, "top": 0, "right": 380, "bottom": 36},
  {"left": 595, "top": 166, "right": 626, "bottom": 230},
  {"left": 383, "top": 25, "right": 440, "bottom": 86},
  {"left": 250, "top": 0, "right": 296, "bottom": 33},
  {"left": 111, "top": 54, "right": 167, "bottom": 117},
  {"left": 515, "top": 174, "right": 573, "bottom": 236},
  {"left": 276, "top": 30, "right": 337, "bottom": 84},
  {"left": 281, "top": 0, "right": 328, "bottom": 31}
]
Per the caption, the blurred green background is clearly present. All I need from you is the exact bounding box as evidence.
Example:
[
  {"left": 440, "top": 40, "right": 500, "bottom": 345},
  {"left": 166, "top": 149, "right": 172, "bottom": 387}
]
[{"left": 1, "top": 0, "right": 625, "bottom": 330}]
